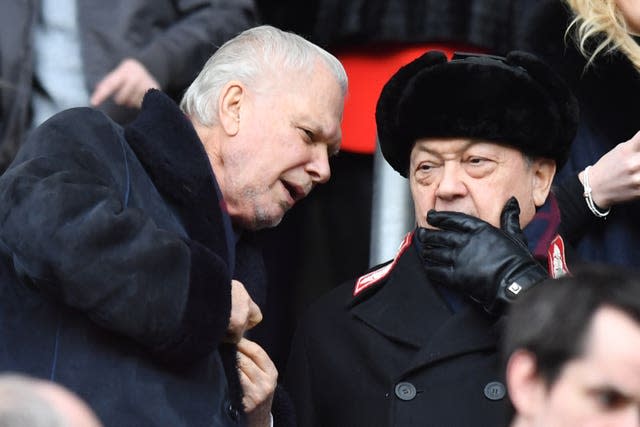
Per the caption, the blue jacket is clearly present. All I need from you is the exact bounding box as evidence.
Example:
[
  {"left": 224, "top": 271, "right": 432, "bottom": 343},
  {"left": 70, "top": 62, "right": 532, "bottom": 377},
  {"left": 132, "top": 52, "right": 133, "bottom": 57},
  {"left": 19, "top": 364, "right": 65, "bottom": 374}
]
[{"left": 0, "top": 90, "right": 256, "bottom": 426}]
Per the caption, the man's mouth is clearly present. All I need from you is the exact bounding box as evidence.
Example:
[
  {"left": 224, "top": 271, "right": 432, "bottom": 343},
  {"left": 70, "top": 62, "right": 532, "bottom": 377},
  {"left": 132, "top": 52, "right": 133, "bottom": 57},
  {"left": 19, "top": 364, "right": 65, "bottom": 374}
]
[{"left": 281, "top": 180, "right": 306, "bottom": 203}]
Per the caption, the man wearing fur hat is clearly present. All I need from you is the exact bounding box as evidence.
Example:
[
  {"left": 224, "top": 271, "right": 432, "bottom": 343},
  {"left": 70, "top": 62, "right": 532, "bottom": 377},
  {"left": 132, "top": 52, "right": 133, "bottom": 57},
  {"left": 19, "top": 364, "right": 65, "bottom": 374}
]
[{"left": 285, "top": 51, "right": 578, "bottom": 426}]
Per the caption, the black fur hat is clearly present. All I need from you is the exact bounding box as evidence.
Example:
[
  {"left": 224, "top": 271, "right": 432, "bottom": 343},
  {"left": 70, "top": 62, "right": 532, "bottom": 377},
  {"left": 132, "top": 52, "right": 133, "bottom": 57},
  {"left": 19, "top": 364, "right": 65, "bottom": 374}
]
[{"left": 376, "top": 51, "right": 579, "bottom": 177}]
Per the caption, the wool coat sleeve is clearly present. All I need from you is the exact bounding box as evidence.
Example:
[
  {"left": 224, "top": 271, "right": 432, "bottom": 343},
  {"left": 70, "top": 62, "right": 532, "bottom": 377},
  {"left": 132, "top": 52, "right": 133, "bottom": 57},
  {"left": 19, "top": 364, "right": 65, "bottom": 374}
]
[
  {"left": 0, "top": 109, "right": 231, "bottom": 365},
  {"left": 134, "top": 0, "right": 257, "bottom": 91}
]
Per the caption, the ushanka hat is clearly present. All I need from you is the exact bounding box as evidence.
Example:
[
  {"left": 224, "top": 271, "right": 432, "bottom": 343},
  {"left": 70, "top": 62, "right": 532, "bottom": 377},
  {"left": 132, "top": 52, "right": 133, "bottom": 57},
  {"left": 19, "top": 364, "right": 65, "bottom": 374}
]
[{"left": 376, "top": 50, "right": 579, "bottom": 177}]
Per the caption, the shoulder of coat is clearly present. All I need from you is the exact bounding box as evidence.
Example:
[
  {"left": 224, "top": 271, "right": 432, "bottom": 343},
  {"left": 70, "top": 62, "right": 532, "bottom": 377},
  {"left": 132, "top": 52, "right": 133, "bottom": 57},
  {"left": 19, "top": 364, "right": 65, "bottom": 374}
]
[{"left": 353, "top": 232, "right": 414, "bottom": 297}]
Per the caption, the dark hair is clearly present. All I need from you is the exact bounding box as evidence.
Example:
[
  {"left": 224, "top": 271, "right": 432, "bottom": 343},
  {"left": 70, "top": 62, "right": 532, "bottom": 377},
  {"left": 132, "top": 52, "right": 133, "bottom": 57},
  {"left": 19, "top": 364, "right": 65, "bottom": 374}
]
[{"left": 502, "top": 265, "right": 640, "bottom": 385}]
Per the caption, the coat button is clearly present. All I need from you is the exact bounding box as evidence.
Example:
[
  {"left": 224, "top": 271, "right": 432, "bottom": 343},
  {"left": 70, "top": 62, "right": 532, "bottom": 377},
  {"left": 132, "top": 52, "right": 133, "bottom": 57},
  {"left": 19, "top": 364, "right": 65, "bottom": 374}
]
[
  {"left": 484, "top": 381, "right": 506, "bottom": 401},
  {"left": 394, "top": 382, "right": 417, "bottom": 401},
  {"left": 225, "top": 401, "right": 239, "bottom": 421}
]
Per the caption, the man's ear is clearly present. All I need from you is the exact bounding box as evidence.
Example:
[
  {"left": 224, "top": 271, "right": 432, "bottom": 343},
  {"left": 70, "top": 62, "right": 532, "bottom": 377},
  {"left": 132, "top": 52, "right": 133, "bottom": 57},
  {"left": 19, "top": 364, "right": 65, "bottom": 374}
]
[
  {"left": 531, "top": 158, "right": 556, "bottom": 207},
  {"left": 218, "top": 81, "right": 244, "bottom": 136},
  {"left": 506, "top": 349, "right": 547, "bottom": 421}
]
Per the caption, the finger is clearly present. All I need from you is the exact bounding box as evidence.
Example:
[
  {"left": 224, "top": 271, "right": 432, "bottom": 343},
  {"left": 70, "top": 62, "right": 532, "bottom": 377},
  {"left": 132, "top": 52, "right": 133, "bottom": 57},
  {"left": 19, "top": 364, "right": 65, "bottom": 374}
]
[
  {"left": 420, "top": 245, "right": 456, "bottom": 266},
  {"left": 90, "top": 72, "right": 123, "bottom": 106},
  {"left": 237, "top": 338, "right": 276, "bottom": 372},
  {"left": 238, "top": 369, "right": 260, "bottom": 412},
  {"left": 423, "top": 264, "right": 453, "bottom": 286},
  {"left": 225, "top": 312, "right": 247, "bottom": 343},
  {"left": 113, "top": 79, "right": 140, "bottom": 107},
  {"left": 237, "top": 367, "right": 275, "bottom": 414},
  {"left": 418, "top": 229, "right": 468, "bottom": 248},
  {"left": 237, "top": 339, "right": 278, "bottom": 382},
  {"left": 246, "top": 299, "right": 263, "bottom": 331},
  {"left": 237, "top": 348, "right": 262, "bottom": 380},
  {"left": 500, "top": 197, "right": 522, "bottom": 237},
  {"left": 416, "top": 227, "right": 429, "bottom": 243},
  {"left": 236, "top": 339, "right": 277, "bottom": 411},
  {"left": 628, "top": 129, "right": 640, "bottom": 148},
  {"left": 427, "top": 209, "right": 487, "bottom": 232},
  {"left": 228, "top": 280, "right": 252, "bottom": 340}
]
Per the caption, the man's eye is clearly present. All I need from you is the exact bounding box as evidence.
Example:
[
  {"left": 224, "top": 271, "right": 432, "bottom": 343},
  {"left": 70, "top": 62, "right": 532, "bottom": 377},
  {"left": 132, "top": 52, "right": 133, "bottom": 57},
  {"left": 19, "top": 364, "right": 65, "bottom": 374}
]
[
  {"left": 301, "top": 129, "right": 314, "bottom": 141},
  {"left": 467, "top": 157, "right": 486, "bottom": 165},
  {"left": 595, "top": 389, "right": 628, "bottom": 410}
]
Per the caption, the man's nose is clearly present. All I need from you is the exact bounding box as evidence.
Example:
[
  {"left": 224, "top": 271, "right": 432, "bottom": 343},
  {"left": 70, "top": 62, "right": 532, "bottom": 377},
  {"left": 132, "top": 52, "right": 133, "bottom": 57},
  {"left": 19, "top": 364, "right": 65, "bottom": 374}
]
[
  {"left": 307, "top": 146, "right": 331, "bottom": 184},
  {"left": 434, "top": 163, "right": 467, "bottom": 200},
  {"left": 617, "top": 405, "right": 640, "bottom": 427}
]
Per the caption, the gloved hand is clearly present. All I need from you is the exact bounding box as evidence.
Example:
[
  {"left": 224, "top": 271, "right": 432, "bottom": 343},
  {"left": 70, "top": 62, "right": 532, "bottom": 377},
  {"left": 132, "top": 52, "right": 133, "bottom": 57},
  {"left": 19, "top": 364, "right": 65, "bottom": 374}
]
[{"left": 417, "top": 197, "right": 548, "bottom": 314}]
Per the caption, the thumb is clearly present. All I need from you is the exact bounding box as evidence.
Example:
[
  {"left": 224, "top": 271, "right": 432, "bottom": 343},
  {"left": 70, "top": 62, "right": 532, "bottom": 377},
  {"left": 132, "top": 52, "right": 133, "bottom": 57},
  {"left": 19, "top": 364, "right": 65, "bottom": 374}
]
[
  {"left": 500, "top": 197, "right": 523, "bottom": 239},
  {"left": 247, "top": 299, "right": 263, "bottom": 331}
]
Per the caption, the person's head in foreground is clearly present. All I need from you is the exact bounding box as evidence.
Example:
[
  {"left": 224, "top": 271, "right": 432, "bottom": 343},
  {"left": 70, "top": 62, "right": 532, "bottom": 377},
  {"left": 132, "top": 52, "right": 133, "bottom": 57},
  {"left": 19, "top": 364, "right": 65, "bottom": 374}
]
[
  {"left": 0, "top": 373, "right": 102, "bottom": 427},
  {"left": 376, "top": 50, "right": 578, "bottom": 230},
  {"left": 503, "top": 266, "right": 640, "bottom": 427},
  {"left": 376, "top": 50, "right": 579, "bottom": 311},
  {"left": 181, "top": 25, "right": 347, "bottom": 230}
]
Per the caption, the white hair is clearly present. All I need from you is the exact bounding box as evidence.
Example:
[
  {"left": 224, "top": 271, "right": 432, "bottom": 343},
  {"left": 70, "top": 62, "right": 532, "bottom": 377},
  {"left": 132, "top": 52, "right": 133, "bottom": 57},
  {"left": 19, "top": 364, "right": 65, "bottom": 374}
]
[
  {"left": 0, "top": 374, "right": 65, "bottom": 427},
  {"left": 180, "top": 25, "right": 347, "bottom": 126}
]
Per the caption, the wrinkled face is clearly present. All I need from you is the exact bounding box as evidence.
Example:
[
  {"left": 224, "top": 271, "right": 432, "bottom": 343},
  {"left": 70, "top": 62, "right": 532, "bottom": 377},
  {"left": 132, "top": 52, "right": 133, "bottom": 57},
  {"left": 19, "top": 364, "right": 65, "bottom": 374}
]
[
  {"left": 217, "top": 62, "right": 344, "bottom": 230},
  {"left": 409, "top": 138, "right": 554, "bottom": 229},
  {"left": 527, "top": 307, "right": 640, "bottom": 427},
  {"left": 616, "top": 0, "right": 640, "bottom": 35}
]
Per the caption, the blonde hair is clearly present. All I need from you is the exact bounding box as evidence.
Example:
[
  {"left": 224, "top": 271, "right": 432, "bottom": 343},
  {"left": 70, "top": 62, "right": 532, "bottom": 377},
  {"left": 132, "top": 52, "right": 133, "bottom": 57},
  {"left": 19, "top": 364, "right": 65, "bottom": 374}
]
[{"left": 565, "top": 0, "right": 640, "bottom": 71}]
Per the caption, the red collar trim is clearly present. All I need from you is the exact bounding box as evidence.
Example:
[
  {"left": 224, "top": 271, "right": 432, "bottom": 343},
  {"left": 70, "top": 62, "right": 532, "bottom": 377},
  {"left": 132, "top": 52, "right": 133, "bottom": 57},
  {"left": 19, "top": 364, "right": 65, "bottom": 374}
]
[{"left": 353, "top": 232, "right": 414, "bottom": 296}]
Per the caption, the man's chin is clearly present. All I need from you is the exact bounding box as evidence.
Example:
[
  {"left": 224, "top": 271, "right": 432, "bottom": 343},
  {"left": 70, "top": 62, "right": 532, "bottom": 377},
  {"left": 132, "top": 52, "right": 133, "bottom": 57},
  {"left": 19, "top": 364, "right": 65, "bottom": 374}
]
[{"left": 251, "top": 210, "right": 286, "bottom": 230}]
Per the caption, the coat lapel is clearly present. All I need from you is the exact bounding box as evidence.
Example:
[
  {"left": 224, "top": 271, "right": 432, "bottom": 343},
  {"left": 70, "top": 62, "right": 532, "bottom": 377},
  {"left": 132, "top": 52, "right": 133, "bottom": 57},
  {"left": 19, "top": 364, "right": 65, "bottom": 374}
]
[
  {"left": 401, "top": 305, "right": 498, "bottom": 378},
  {"left": 350, "top": 245, "right": 452, "bottom": 348},
  {"left": 350, "top": 242, "right": 499, "bottom": 376}
]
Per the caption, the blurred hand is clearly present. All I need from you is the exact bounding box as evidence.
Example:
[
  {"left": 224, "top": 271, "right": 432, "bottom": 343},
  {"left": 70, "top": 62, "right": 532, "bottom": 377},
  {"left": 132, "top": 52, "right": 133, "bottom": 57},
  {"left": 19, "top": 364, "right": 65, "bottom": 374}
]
[
  {"left": 90, "top": 58, "right": 160, "bottom": 108},
  {"left": 583, "top": 129, "right": 640, "bottom": 208},
  {"left": 237, "top": 338, "right": 277, "bottom": 427},
  {"left": 226, "top": 280, "right": 262, "bottom": 343}
]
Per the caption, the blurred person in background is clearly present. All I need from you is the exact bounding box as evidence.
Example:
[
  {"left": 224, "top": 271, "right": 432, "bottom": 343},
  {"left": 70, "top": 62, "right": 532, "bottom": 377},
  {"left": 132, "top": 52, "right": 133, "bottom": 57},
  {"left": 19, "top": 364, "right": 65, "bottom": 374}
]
[
  {"left": 0, "top": 373, "right": 102, "bottom": 427},
  {"left": 515, "top": 0, "right": 640, "bottom": 269},
  {"left": 0, "top": 0, "right": 257, "bottom": 172}
]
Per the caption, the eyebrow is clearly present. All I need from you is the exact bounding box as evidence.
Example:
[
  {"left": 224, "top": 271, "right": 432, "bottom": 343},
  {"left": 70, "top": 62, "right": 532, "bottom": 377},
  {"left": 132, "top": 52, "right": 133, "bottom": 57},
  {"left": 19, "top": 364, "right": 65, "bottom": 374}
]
[
  {"left": 413, "top": 141, "right": 475, "bottom": 157},
  {"left": 297, "top": 120, "right": 342, "bottom": 154}
]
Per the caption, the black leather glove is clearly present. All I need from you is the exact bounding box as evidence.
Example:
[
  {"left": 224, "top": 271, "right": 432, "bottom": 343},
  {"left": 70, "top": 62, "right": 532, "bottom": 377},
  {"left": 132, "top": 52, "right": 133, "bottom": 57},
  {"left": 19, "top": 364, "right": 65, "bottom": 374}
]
[{"left": 417, "top": 197, "right": 548, "bottom": 314}]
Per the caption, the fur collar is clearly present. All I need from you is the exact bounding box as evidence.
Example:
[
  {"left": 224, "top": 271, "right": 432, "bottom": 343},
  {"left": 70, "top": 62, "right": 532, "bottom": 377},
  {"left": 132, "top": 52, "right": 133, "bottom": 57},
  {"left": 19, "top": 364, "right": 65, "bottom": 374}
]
[
  {"left": 123, "top": 90, "right": 267, "bottom": 304},
  {"left": 124, "top": 89, "right": 216, "bottom": 208},
  {"left": 123, "top": 89, "right": 231, "bottom": 260}
]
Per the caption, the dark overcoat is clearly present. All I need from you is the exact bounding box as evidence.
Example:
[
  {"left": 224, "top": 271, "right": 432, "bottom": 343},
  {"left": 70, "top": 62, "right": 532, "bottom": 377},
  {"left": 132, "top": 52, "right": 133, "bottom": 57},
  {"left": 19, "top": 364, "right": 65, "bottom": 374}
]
[
  {"left": 0, "top": 90, "right": 260, "bottom": 426},
  {"left": 285, "top": 233, "right": 511, "bottom": 427}
]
